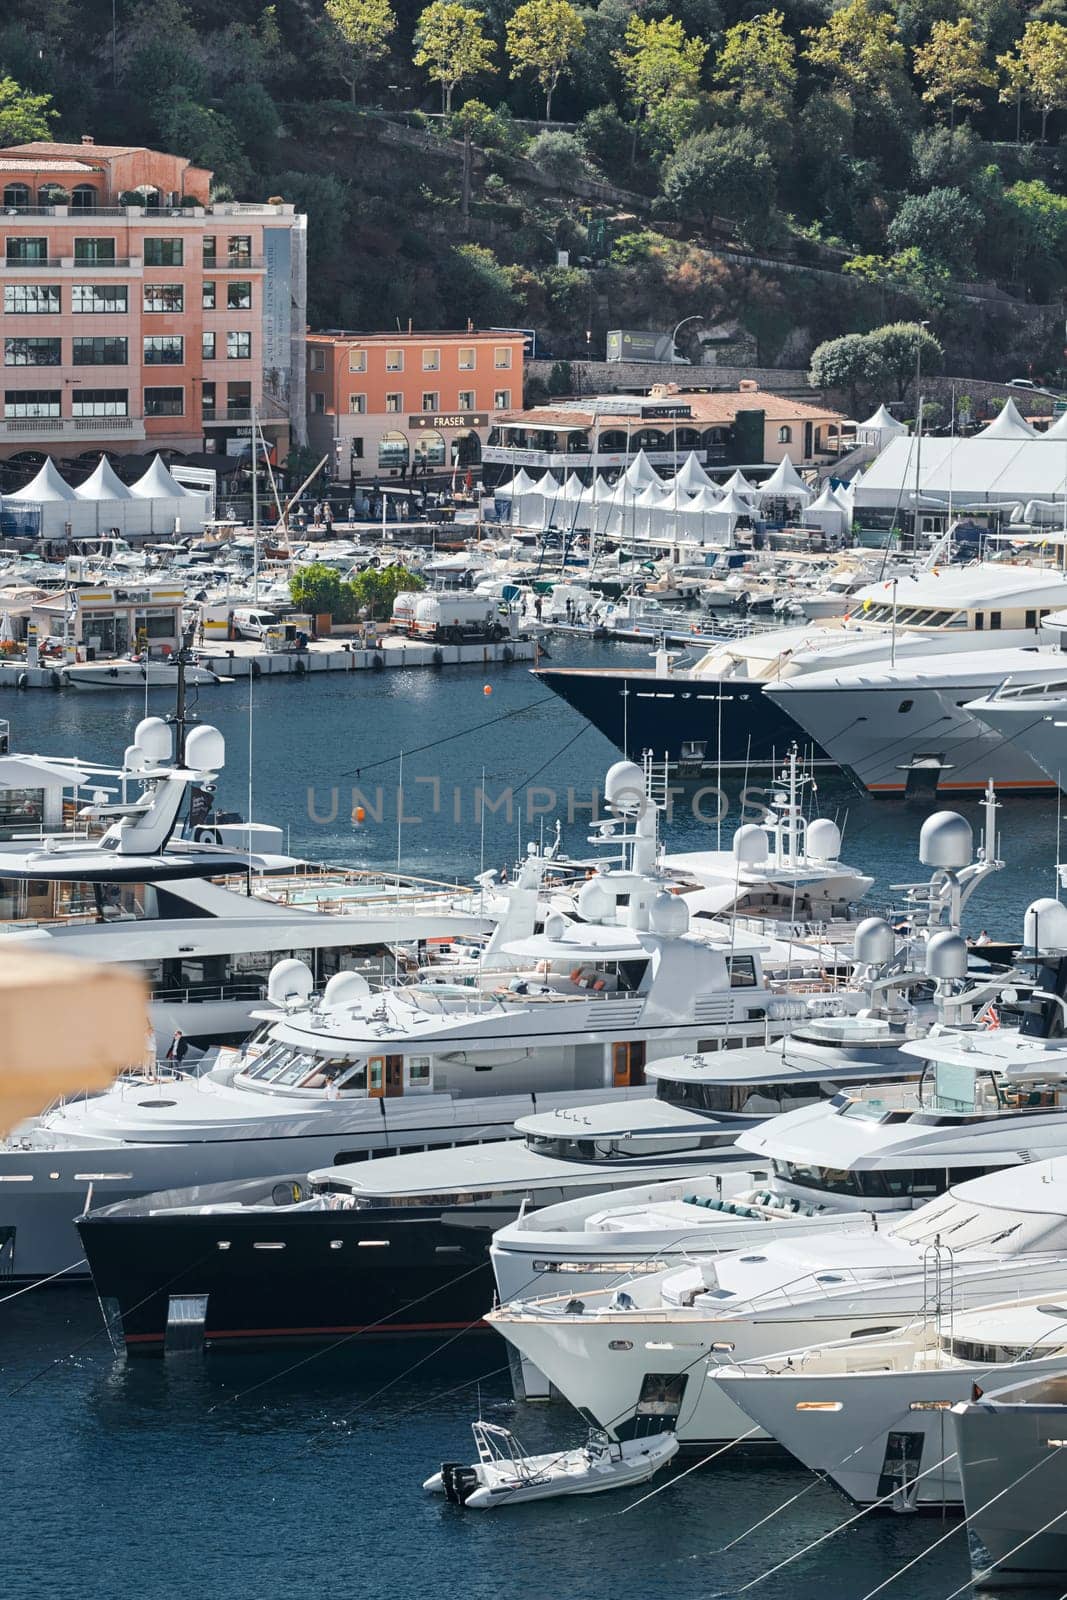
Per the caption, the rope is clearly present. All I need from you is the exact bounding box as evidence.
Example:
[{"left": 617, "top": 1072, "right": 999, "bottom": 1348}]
[
  {"left": 343, "top": 694, "right": 559, "bottom": 778},
  {"left": 614, "top": 1427, "right": 762, "bottom": 1516},
  {"left": 0, "top": 1258, "right": 86, "bottom": 1304}
]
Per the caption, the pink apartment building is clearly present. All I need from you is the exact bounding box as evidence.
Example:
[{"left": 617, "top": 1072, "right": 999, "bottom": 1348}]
[{"left": 0, "top": 138, "right": 306, "bottom": 463}]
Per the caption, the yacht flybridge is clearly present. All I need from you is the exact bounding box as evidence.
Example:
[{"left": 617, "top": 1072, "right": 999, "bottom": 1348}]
[
  {"left": 0, "top": 714, "right": 494, "bottom": 1050},
  {"left": 535, "top": 563, "right": 1067, "bottom": 773}
]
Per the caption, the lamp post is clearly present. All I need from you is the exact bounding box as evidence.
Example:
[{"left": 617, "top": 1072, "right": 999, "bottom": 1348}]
[
  {"left": 670, "top": 315, "right": 703, "bottom": 366},
  {"left": 912, "top": 319, "right": 930, "bottom": 549}
]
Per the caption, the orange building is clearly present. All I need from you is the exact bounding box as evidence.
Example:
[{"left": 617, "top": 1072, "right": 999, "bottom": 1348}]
[
  {"left": 306, "top": 328, "right": 526, "bottom": 479},
  {"left": 0, "top": 138, "right": 307, "bottom": 463}
]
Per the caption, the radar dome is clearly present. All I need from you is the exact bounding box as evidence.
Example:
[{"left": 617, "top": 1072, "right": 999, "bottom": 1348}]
[
  {"left": 134, "top": 716, "right": 172, "bottom": 765},
  {"left": 267, "top": 958, "right": 314, "bottom": 1007},
  {"left": 806, "top": 818, "right": 842, "bottom": 862},
  {"left": 604, "top": 760, "right": 645, "bottom": 811},
  {"left": 184, "top": 724, "right": 225, "bottom": 774},
  {"left": 853, "top": 917, "right": 894, "bottom": 966},
  {"left": 544, "top": 911, "right": 567, "bottom": 941},
  {"left": 577, "top": 877, "right": 613, "bottom": 923},
  {"left": 926, "top": 930, "right": 968, "bottom": 980},
  {"left": 649, "top": 890, "right": 689, "bottom": 937},
  {"left": 322, "top": 970, "right": 371, "bottom": 1009},
  {"left": 123, "top": 744, "right": 147, "bottom": 773},
  {"left": 733, "top": 824, "right": 769, "bottom": 865},
  {"left": 920, "top": 811, "right": 972, "bottom": 870},
  {"left": 1024, "top": 897, "right": 1067, "bottom": 953}
]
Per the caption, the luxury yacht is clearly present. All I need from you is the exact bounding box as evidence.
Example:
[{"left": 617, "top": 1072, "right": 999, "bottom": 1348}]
[
  {"left": 535, "top": 563, "right": 1067, "bottom": 773},
  {"left": 713, "top": 1294, "right": 1067, "bottom": 1511},
  {"left": 967, "top": 648, "right": 1067, "bottom": 792},
  {"left": 953, "top": 1369, "right": 1067, "bottom": 1585}
]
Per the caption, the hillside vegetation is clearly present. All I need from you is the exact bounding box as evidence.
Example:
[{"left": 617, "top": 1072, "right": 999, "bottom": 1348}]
[{"left": 2, "top": 0, "right": 1066, "bottom": 376}]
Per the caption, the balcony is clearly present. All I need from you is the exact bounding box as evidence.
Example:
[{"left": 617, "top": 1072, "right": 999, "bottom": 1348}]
[
  {"left": 1, "top": 256, "right": 141, "bottom": 275},
  {"left": 0, "top": 415, "right": 146, "bottom": 441}
]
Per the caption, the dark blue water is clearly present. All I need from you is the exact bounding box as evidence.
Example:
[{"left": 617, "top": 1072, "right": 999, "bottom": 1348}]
[{"left": 3, "top": 640, "right": 1057, "bottom": 1598}]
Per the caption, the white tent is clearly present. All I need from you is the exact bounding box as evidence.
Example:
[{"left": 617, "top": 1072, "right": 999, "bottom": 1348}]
[
  {"left": 130, "top": 454, "right": 209, "bottom": 533},
  {"left": 5, "top": 458, "right": 85, "bottom": 536},
  {"left": 8, "top": 458, "right": 78, "bottom": 501},
  {"left": 686, "top": 485, "right": 731, "bottom": 546},
  {"left": 647, "top": 481, "right": 699, "bottom": 539},
  {"left": 721, "top": 468, "right": 757, "bottom": 500},
  {"left": 619, "top": 449, "right": 661, "bottom": 491},
  {"left": 756, "top": 454, "right": 812, "bottom": 503},
  {"left": 702, "top": 486, "right": 754, "bottom": 542},
  {"left": 857, "top": 404, "right": 907, "bottom": 448},
  {"left": 74, "top": 456, "right": 151, "bottom": 536},
  {"left": 803, "top": 482, "right": 849, "bottom": 538},
  {"left": 626, "top": 480, "right": 670, "bottom": 538},
  {"left": 974, "top": 398, "right": 1038, "bottom": 440},
  {"left": 672, "top": 451, "right": 715, "bottom": 493},
  {"left": 1043, "top": 411, "right": 1067, "bottom": 441}
]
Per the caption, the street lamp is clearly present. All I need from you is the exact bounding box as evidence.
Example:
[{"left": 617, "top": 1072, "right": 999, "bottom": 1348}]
[
  {"left": 913, "top": 319, "right": 931, "bottom": 549},
  {"left": 670, "top": 315, "right": 703, "bottom": 365}
]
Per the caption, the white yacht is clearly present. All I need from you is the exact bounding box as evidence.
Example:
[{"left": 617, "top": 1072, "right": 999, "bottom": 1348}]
[
  {"left": 967, "top": 642, "right": 1067, "bottom": 791},
  {"left": 488, "top": 1158, "right": 1067, "bottom": 1449},
  {"left": 953, "top": 1369, "right": 1067, "bottom": 1586},
  {"left": 713, "top": 1294, "right": 1067, "bottom": 1511}
]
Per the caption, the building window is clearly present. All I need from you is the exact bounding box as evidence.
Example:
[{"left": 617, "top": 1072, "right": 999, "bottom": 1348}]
[
  {"left": 144, "top": 386, "right": 184, "bottom": 417},
  {"left": 73, "top": 336, "right": 128, "bottom": 366},
  {"left": 5, "top": 238, "right": 47, "bottom": 264},
  {"left": 70, "top": 184, "right": 98, "bottom": 212},
  {"left": 4, "top": 338, "right": 61, "bottom": 367},
  {"left": 227, "top": 281, "right": 252, "bottom": 310},
  {"left": 143, "top": 238, "right": 183, "bottom": 267},
  {"left": 72, "top": 388, "right": 128, "bottom": 417},
  {"left": 3, "top": 285, "right": 60, "bottom": 315},
  {"left": 202, "top": 331, "right": 216, "bottom": 361},
  {"left": 74, "top": 238, "right": 116, "bottom": 264},
  {"left": 494, "top": 347, "right": 512, "bottom": 369},
  {"left": 72, "top": 284, "right": 127, "bottom": 314},
  {"left": 310, "top": 392, "right": 325, "bottom": 414},
  {"left": 422, "top": 348, "right": 440, "bottom": 371},
  {"left": 226, "top": 331, "right": 251, "bottom": 359},
  {"left": 458, "top": 347, "right": 476, "bottom": 371},
  {"left": 226, "top": 381, "right": 251, "bottom": 417},
  {"left": 778, "top": 425, "right": 792, "bottom": 444},
  {"left": 201, "top": 380, "right": 216, "bottom": 418},
  {"left": 385, "top": 392, "right": 402, "bottom": 413},
  {"left": 143, "top": 284, "right": 183, "bottom": 314},
  {"left": 385, "top": 348, "right": 404, "bottom": 372},
  {"left": 309, "top": 348, "right": 325, "bottom": 372},
  {"left": 4, "top": 389, "right": 60, "bottom": 418},
  {"left": 422, "top": 391, "right": 439, "bottom": 412},
  {"left": 348, "top": 349, "right": 367, "bottom": 373},
  {"left": 378, "top": 431, "right": 408, "bottom": 469},
  {"left": 2, "top": 184, "right": 31, "bottom": 209},
  {"left": 493, "top": 389, "right": 510, "bottom": 409},
  {"left": 349, "top": 393, "right": 366, "bottom": 414},
  {"left": 202, "top": 282, "right": 216, "bottom": 310},
  {"left": 143, "top": 335, "right": 184, "bottom": 366},
  {"left": 227, "top": 234, "right": 252, "bottom": 266},
  {"left": 413, "top": 428, "right": 445, "bottom": 467},
  {"left": 203, "top": 236, "right": 216, "bottom": 267},
  {"left": 457, "top": 389, "right": 475, "bottom": 411}
]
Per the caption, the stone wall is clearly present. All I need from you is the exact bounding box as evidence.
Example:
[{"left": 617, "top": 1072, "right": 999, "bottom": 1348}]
[{"left": 526, "top": 359, "right": 814, "bottom": 396}]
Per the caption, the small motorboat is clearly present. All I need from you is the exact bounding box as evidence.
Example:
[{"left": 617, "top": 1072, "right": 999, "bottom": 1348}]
[
  {"left": 424, "top": 1421, "right": 678, "bottom": 1509},
  {"left": 61, "top": 659, "right": 223, "bottom": 690}
]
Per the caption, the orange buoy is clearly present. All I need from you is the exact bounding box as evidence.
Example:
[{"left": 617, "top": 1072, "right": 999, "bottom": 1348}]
[
  {"left": 352, "top": 805, "right": 366, "bottom": 825},
  {"left": 483, "top": 684, "right": 493, "bottom": 696}
]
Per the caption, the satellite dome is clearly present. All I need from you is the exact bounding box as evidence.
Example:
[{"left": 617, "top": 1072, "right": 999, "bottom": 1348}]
[
  {"left": 123, "top": 744, "right": 148, "bottom": 773},
  {"left": 577, "top": 877, "right": 613, "bottom": 923},
  {"left": 604, "top": 760, "right": 645, "bottom": 811},
  {"left": 544, "top": 911, "right": 567, "bottom": 941},
  {"left": 853, "top": 917, "right": 894, "bottom": 966},
  {"left": 267, "top": 958, "right": 314, "bottom": 1007},
  {"left": 920, "top": 811, "right": 972, "bottom": 870},
  {"left": 733, "top": 824, "right": 769, "bottom": 865},
  {"left": 322, "top": 970, "right": 371, "bottom": 1009},
  {"left": 806, "top": 818, "right": 842, "bottom": 862},
  {"left": 926, "top": 930, "right": 968, "bottom": 980},
  {"left": 134, "top": 716, "right": 172, "bottom": 764},
  {"left": 649, "top": 890, "right": 689, "bottom": 937},
  {"left": 184, "top": 724, "right": 225, "bottom": 774},
  {"left": 1024, "top": 897, "right": 1067, "bottom": 953}
]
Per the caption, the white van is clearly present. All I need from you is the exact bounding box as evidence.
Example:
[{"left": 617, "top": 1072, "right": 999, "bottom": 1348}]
[{"left": 232, "top": 608, "right": 282, "bottom": 640}]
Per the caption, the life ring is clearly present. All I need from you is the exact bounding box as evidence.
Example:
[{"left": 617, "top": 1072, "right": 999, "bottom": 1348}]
[{"left": 16, "top": 671, "right": 29, "bottom": 690}]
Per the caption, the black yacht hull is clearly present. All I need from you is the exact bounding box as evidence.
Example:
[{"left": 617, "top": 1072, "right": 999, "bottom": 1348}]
[
  {"left": 78, "top": 1182, "right": 504, "bottom": 1356},
  {"left": 534, "top": 668, "right": 831, "bottom": 769}
]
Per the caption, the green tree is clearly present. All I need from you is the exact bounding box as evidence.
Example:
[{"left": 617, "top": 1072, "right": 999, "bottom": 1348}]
[
  {"left": 616, "top": 15, "right": 707, "bottom": 155},
  {"left": 803, "top": 0, "right": 906, "bottom": 98},
  {"left": 660, "top": 127, "right": 775, "bottom": 239},
  {"left": 414, "top": 2, "right": 496, "bottom": 113},
  {"left": 290, "top": 562, "right": 344, "bottom": 617},
  {"left": 808, "top": 331, "right": 887, "bottom": 414},
  {"left": 324, "top": 0, "right": 397, "bottom": 104},
  {"left": 0, "top": 75, "right": 55, "bottom": 145},
  {"left": 843, "top": 246, "right": 951, "bottom": 306},
  {"left": 1002, "top": 178, "right": 1067, "bottom": 295},
  {"left": 715, "top": 10, "right": 796, "bottom": 114},
  {"left": 526, "top": 128, "right": 590, "bottom": 182},
  {"left": 348, "top": 565, "right": 424, "bottom": 619},
  {"left": 913, "top": 18, "right": 995, "bottom": 128},
  {"left": 887, "top": 186, "right": 984, "bottom": 277},
  {"left": 867, "top": 320, "right": 944, "bottom": 400},
  {"left": 998, "top": 20, "right": 1067, "bottom": 141},
  {"left": 506, "top": 0, "right": 586, "bottom": 121}
]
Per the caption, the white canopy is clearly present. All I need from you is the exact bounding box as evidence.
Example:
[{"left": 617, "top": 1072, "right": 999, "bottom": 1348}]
[
  {"left": 803, "top": 482, "right": 849, "bottom": 537},
  {"left": 975, "top": 398, "right": 1038, "bottom": 440},
  {"left": 721, "top": 468, "right": 756, "bottom": 500},
  {"left": 857, "top": 404, "right": 907, "bottom": 447},
  {"left": 757, "top": 455, "right": 811, "bottom": 502},
  {"left": 75, "top": 456, "right": 133, "bottom": 500},
  {"left": 673, "top": 451, "right": 715, "bottom": 493},
  {"left": 853, "top": 432, "right": 1067, "bottom": 509},
  {"left": 716, "top": 487, "right": 756, "bottom": 519},
  {"left": 129, "top": 454, "right": 195, "bottom": 498},
  {"left": 619, "top": 449, "right": 660, "bottom": 490},
  {"left": 1044, "top": 411, "right": 1067, "bottom": 441},
  {"left": 8, "top": 458, "right": 78, "bottom": 503}
]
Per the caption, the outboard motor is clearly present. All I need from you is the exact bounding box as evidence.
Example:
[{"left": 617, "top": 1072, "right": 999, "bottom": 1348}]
[{"left": 440, "top": 1464, "right": 480, "bottom": 1505}]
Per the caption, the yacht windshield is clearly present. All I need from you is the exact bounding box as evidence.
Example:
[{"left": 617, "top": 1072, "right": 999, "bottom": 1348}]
[
  {"left": 657, "top": 1078, "right": 836, "bottom": 1115},
  {"left": 771, "top": 1159, "right": 997, "bottom": 1200}
]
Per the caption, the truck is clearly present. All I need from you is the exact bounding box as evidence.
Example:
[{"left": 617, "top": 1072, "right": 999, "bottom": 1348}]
[
  {"left": 393, "top": 592, "right": 509, "bottom": 643},
  {"left": 606, "top": 329, "right": 690, "bottom": 365}
]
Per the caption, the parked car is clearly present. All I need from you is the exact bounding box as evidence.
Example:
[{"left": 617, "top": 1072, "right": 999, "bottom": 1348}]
[{"left": 232, "top": 608, "right": 282, "bottom": 640}]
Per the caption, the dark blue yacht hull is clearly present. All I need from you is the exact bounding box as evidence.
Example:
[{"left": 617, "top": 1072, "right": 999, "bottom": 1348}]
[{"left": 534, "top": 668, "right": 832, "bottom": 770}]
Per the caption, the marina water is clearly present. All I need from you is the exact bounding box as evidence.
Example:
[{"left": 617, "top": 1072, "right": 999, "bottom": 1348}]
[{"left": 3, "top": 637, "right": 1058, "bottom": 1599}]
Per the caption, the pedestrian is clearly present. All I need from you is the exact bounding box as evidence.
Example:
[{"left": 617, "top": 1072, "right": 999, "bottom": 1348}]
[
  {"left": 534, "top": 593, "right": 543, "bottom": 621},
  {"left": 400, "top": 461, "right": 407, "bottom": 481}
]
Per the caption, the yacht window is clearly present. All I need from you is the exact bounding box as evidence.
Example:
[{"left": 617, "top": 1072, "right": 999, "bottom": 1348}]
[
  {"left": 728, "top": 956, "right": 757, "bottom": 988},
  {"left": 245, "top": 1044, "right": 288, "bottom": 1079},
  {"left": 924, "top": 610, "right": 953, "bottom": 627},
  {"left": 898, "top": 700, "right": 913, "bottom": 714},
  {"left": 1027, "top": 610, "right": 1038, "bottom": 628},
  {"left": 333, "top": 1061, "right": 367, "bottom": 1092},
  {"left": 990, "top": 611, "right": 1001, "bottom": 630},
  {"left": 409, "top": 1055, "right": 431, "bottom": 1086},
  {"left": 271, "top": 1051, "right": 319, "bottom": 1086}
]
